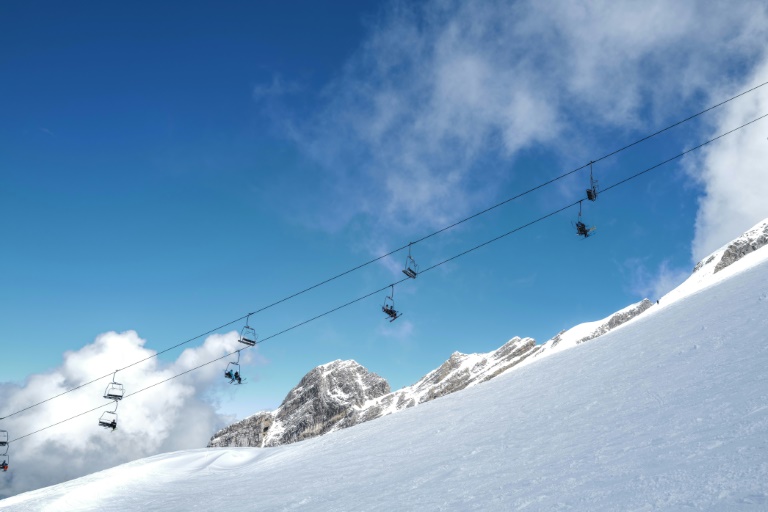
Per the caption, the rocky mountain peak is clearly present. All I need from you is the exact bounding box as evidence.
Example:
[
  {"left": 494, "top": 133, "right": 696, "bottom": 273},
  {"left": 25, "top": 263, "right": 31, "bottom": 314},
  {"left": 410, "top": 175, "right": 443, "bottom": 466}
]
[
  {"left": 268, "top": 359, "right": 389, "bottom": 446},
  {"left": 280, "top": 359, "right": 390, "bottom": 412},
  {"left": 693, "top": 218, "right": 768, "bottom": 275}
]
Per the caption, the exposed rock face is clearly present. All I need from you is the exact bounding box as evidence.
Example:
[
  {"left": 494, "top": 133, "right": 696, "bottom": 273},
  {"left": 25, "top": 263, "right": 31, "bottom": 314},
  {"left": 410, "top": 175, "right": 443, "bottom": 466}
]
[
  {"left": 713, "top": 222, "right": 768, "bottom": 273},
  {"left": 692, "top": 219, "right": 768, "bottom": 275},
  {"left": 269, "top": 360, "right": 390, "bottom": 446},
  {"left": 533, "top": 298, "right": 655, "bottom": 357},
  {"left": 208, "top": 412, "right": 273, "bottom": 448},
  {"left": 208, "top": 360, "right": 389, "bottom": 448},
  {"left": 373, "top": 336, "right": 541, "bottom": 411},
  {"left": 576, "top": 299, "right": 653, "bottom": 344}
]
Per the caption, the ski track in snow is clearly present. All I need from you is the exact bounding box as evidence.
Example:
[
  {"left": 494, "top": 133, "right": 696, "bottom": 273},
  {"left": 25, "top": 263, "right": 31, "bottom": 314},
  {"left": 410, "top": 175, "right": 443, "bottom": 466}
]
[{"left": 3, "top": 251, "right": 768, "bottom": 510}]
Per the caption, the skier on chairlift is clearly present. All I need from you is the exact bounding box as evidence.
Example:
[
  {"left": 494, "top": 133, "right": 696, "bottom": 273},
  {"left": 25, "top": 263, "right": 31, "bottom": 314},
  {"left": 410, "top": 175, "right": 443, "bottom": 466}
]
[
  {"left": 381, "top": 284, "right": 402, "bottom": 322},
  {"left": 574, "top": 201, "right": 595, "bottom": 238}
]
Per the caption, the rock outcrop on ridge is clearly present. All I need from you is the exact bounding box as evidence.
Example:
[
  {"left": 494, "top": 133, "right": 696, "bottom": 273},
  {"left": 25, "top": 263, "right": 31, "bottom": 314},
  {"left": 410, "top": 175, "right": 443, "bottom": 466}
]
[
  {"left": 692, "top": 219, "right": 768, "bottom": 275},
  {"left": 209, "top": 360, "right": 389, "bottom": 448}
]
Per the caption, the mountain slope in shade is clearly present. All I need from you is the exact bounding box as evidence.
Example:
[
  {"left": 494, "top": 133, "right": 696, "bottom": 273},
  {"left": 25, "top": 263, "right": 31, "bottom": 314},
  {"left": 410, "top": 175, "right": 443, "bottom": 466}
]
[{"left": 4, "top": 223, "right": 768, "bottom": 511}]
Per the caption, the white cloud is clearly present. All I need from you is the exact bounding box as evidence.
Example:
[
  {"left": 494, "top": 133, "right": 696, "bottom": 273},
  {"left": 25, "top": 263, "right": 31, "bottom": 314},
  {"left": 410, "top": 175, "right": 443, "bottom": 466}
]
[
  {"left": 625, "top": 258, "right": 689, "bottom": 301},
  {"left": 378, "top": 318, "right": 415, "bottom": 340},
  {"left": 687, "top": 59, "right": 768, "bottom": 261},
  {"left": 271, "top": 0, "right": 768, "bottom": 246},
  {"left": 0, "top": 330, "right": 256, "bottom": 498}
]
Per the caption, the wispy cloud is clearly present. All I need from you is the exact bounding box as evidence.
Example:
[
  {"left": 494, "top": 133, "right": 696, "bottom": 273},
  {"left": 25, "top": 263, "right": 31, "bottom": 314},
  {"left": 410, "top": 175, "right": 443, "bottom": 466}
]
[
  {"left": 264, "top": 0, "right": 768, "bottom": 250},
  {"left": 378, "top": 318, "right": 415, "bottom": 340},
  {"left": 624, "top": 257, "right": 689, "bottom": 300}
]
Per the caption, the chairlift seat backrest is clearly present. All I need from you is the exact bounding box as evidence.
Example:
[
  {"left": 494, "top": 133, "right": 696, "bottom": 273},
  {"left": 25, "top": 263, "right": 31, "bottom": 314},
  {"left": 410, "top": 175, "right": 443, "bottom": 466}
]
[{"left": 402, "top": 268, "right": 417, "bottom": 279}]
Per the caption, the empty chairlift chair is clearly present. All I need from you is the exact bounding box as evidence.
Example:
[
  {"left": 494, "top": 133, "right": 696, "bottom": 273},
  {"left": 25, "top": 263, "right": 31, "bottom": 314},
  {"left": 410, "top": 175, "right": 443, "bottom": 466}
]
[
  {"left": 402, "top": 243, "right": 419, "bottom": 279},
  {"left": 238, "top": 315, "right": 258, "bottom": 347},
  {"left": 104, "top": 373, "right": 125, "bottom": 401}
]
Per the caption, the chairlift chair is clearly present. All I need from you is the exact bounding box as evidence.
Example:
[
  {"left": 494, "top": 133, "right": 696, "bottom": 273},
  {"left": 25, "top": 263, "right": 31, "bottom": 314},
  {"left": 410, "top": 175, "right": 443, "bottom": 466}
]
[
  {"left": 103, "top": 372, "right": 125, "bottom": 401},
  {"left": 382, "top": 285, "right": 402, "bottom": 322},
  {"left": 573, "top": 201, "right": 596, "bottom": 238},
  {"left": 0, "top": 429, "right": 7, "bottom": 447},
  {"left": 238, "top": 315, "right": 258, "bottom": 346},
  {"left": 98, "top": 411, "right": 118, "bottom": 431},
  {"left": 1, "top": 453, "right": 8, "bottom": 472},
  {"left": 402, "top": 243, "right": 419, "bottom": 279},
  {"left": 225, "top": 351, "right": 243, "bottom": 384}
]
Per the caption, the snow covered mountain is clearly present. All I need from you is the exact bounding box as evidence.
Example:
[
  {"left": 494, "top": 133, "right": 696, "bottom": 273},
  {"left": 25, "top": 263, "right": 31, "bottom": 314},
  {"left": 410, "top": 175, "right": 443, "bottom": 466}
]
[
  {"left": 4, "top": 218, "right": 768, "bottom": 511},
  {"left": 209, "top": 301, "right": 652, "bottom": 449},
  {"left": 210, "top": 220, "right": 768, "bottom": 450}
]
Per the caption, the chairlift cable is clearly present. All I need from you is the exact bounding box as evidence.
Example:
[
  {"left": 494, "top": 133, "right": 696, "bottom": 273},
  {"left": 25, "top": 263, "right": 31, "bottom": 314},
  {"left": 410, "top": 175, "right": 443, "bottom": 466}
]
[
  {"left": 7, "top": 109, "right": 767, "bottom": 444},
  {"left": 2, "top": 86, "right": 766, "bottom": 424},
  {"left": 601, "top": 112, "right": 768, "bottom": 194}
]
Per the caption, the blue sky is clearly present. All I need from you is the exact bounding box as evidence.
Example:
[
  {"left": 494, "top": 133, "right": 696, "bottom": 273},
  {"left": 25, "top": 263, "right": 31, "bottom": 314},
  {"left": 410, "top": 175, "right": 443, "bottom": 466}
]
[{"left": 2, "top": 0, "right": 768, "bottom": 467}]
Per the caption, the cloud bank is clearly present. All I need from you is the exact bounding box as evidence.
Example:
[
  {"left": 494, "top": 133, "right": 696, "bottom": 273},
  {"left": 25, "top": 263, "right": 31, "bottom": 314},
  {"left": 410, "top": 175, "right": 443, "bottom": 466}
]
[
  {"left": 0, "top": 330, "right": 252, "bottom": 499},
  {"left": 688, "top": 60, "right": 768, "bottom": 261}
]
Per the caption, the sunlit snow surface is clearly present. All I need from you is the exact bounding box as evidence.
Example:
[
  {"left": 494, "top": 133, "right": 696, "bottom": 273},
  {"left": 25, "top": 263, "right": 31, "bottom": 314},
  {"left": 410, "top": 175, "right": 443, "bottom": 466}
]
[{"left": 3, "top": 249, "right": 768, "bottom": 511}]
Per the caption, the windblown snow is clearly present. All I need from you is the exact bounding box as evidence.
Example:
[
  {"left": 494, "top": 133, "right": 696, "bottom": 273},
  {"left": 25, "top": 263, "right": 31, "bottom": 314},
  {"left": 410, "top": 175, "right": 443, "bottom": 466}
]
[{"left": 2, "top": 220, "right": 768, "bottom": 511}]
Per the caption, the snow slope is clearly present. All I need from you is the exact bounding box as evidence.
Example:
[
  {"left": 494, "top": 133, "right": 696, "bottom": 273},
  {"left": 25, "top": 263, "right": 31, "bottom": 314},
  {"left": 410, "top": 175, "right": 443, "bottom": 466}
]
[{"left": 3, "top": 239, "right": 768, "bottom": 510}]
